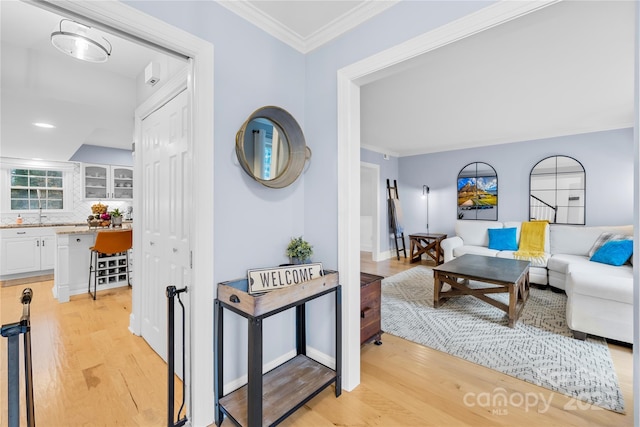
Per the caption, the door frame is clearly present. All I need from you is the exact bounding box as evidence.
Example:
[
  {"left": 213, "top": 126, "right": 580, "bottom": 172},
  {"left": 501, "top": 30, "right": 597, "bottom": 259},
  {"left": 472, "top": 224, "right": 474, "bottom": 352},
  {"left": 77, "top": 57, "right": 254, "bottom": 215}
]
[
  {"left": 337, "top": 0, "right": 560, "bottom": 392},
  {"left": 360, "top": 162, "right": 381, "bottom": 260},
  {"left": 35, "top": 1, "right": 214, "bottom": 424}
]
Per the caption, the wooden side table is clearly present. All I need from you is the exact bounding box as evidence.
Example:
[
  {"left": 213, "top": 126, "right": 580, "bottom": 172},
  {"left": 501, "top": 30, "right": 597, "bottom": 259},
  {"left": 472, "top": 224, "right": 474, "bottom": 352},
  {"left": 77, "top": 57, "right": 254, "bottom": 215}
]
[{"left": 409, "top": 233, "right": 447, "bottom": 265}]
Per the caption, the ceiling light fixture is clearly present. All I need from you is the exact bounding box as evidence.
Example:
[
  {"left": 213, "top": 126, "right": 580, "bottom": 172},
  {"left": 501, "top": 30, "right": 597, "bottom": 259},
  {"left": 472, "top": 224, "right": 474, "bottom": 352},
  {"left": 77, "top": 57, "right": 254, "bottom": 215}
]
[
  {"left": 33, "top": 122, "right": 56, "bottom": 129},
  {"left": 51, "top": 19, "right": 112, "bottom": 63}
]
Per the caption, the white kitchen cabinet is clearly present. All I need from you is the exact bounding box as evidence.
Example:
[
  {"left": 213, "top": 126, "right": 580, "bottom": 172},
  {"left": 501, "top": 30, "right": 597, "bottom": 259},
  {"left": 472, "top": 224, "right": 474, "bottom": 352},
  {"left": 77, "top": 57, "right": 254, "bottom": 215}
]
[
  {"left": 83, "top": 164, "right": 133, "bottom": 200},
  {"left": 41, "top": 235, "right": 56, "bottom": 270},
  {"left": 0, "top": 228, "right": 57, "bottom": 276}
]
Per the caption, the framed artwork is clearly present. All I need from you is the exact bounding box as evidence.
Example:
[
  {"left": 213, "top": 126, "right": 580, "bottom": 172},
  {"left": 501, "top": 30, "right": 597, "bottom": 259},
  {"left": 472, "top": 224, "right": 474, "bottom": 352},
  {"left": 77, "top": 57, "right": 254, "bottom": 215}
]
[{"left": 457, "top": 162, "right": 498, "bottom": 220}]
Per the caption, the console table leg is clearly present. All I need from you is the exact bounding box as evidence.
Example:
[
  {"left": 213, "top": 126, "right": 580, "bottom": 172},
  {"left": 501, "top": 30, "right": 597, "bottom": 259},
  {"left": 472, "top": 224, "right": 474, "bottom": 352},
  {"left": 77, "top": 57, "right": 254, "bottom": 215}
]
[
  {"left": 214, "top": 301, "right": 223, "bottom": 426},
  {"left": 335, "top": 285, "right": 342, "bottom": 397},
  {"left": 247, "top": 317, "right": 263, "bottom": 427}
]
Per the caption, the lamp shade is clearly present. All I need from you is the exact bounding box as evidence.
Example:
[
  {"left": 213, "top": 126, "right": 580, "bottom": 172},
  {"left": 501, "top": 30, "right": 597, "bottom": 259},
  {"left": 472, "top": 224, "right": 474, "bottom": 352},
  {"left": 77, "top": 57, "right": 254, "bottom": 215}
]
[{"left": 51, "top": 19, "right": 112, "bottom": 63}]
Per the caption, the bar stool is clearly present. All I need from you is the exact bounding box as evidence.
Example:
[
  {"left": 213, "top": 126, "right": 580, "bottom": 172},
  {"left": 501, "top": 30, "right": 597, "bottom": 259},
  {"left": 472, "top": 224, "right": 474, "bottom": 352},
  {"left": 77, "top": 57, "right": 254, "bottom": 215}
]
[{"left": 88, "top": 229, "right": 133, "bottom": 300}]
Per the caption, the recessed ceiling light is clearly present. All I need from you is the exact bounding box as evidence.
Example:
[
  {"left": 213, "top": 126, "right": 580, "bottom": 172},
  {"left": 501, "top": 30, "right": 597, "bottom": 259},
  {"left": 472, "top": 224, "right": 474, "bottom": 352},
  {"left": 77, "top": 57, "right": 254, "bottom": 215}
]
[{"left": 33, "top": 122, "right": 56, "bottom": 129}]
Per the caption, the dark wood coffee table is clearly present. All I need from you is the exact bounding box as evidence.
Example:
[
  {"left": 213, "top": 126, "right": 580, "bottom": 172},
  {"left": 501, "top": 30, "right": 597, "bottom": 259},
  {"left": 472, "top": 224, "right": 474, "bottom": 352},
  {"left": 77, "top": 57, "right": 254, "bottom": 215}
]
[{"left": 433, "top": 254, "right": 530, "bottom": 327}]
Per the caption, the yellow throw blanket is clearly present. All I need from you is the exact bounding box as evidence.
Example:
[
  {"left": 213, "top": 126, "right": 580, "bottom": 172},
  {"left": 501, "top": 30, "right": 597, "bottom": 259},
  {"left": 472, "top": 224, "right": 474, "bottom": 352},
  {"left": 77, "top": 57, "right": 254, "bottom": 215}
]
[{"left": 514, "top": 221, "right": 548, "bottom": 262}]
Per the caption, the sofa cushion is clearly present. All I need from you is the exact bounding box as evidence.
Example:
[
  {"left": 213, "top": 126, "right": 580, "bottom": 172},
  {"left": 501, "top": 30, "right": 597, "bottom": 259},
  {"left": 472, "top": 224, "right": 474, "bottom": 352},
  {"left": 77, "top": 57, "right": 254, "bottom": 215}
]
[
  {"left": 488, "top": 227, "right": 518, "bottom": 250},
  {"left": 497, "top": 250, "right": 550, "bottom": 268},
  {"left": 547, "top": 254, "right": 590, "bottom": 275},
  {"left": 455, "top": 220, "right": 503, "bottom": 247},
  {"left": 567, "top": 269, "right": 633, "bottom": 304},
  {"left": 550, "top": 224, "right": 633, "bottom": 256},
  {"left": 590, "top": 239, "right": 633, "bottom": 266},
  {"left": 588, "top": 232, "right": 632, "bottom": 257},
  {"left": 452, "top": 245, "right": 500, "bottom": 258}
]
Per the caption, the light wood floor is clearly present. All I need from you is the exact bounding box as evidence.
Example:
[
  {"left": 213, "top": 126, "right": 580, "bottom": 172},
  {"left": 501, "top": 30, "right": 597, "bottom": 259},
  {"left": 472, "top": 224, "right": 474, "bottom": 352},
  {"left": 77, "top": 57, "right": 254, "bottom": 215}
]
[
  {"left": 270, "top": 253, "right": 634, "bottom": 427},
  {"left": 0, "top": 281, "right": 183, "bottom": 426},
  {"left": 1, "top": 254, "right": 633, "bottom": 426}
]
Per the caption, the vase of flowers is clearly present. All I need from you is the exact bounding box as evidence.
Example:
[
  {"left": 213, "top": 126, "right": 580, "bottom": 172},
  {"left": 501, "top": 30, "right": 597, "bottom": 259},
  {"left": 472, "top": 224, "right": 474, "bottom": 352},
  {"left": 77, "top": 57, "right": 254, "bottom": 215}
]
[{"left": 286, "top": 236, "right": 313, "bottom": 264}]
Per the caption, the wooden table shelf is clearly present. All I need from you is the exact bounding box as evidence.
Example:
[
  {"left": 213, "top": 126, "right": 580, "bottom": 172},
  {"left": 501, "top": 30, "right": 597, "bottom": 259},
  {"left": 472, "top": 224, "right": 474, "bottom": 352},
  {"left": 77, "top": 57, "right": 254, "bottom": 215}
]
[
  {"left": 219, "top": 355, "right": 336, "bottom": 427},
  {"left": 215, "top": 271, "right": 341, "bottom": 427}
]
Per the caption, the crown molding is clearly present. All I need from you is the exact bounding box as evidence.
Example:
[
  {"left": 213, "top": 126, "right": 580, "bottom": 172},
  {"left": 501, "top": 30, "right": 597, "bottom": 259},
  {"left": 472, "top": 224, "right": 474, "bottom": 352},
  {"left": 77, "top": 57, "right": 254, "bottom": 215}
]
[
  {"left": 218, "top": 0, "right": 399, "bottom": 54},
  {"left": 303, "top": 1, "right": 400, "bottom": 53}
]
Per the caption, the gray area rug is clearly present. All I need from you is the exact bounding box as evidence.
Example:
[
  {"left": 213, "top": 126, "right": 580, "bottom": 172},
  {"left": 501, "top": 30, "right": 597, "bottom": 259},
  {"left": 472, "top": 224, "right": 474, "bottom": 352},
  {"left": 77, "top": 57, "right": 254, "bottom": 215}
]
[{"left": 381, "top": 266, "right": 625, "bottom": 413}]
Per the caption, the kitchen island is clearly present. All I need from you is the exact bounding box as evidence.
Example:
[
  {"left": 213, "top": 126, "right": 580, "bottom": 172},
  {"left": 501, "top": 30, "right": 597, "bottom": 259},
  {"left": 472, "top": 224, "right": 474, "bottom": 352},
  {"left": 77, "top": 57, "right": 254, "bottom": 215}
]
[{"left": 54, "top": 225, "right": 133, "bottom": 303}]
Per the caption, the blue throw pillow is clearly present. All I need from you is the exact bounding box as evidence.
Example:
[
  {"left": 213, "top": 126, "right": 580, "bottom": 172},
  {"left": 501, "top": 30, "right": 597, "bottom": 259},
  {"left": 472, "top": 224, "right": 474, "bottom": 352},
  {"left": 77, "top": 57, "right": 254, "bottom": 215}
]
[
  {"left": 590, "top": 239, "right": 633, "bottom": 266},
  {"left": 488, "top": 227, "right": 518, "bottom": 251}
]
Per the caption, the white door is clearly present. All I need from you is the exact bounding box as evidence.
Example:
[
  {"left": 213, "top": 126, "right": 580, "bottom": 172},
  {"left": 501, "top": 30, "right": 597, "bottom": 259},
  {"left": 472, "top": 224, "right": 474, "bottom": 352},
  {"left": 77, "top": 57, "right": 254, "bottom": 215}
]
[{"left": 139, "top": 89, "right": 191, "bottom": 375}]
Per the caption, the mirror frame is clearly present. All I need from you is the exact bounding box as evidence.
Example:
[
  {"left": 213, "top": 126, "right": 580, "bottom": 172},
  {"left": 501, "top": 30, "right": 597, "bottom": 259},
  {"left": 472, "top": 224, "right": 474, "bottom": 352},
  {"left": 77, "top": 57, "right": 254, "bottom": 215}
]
[
  {"left": 236, "top": 106, "right": 309, "bottom": 188},
  {"left": 529, "top": 155, "right": 585, "bottom": 225}
]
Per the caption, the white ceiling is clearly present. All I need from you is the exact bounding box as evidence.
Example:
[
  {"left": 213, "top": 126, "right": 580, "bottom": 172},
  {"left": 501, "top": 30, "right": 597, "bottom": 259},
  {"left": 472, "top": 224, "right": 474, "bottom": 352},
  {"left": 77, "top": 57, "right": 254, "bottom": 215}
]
[
  {"left": 0, "top": 0, "right": 184, "bottom": 161},
  {"left": 360, "top": 0, "right": 635, "bottom": 156},
  {"left": 218, "top": 0, "right": 399, "bottom": 53},
  {"left": 1, "top": 1, "right": 635, "bottom": 161}
]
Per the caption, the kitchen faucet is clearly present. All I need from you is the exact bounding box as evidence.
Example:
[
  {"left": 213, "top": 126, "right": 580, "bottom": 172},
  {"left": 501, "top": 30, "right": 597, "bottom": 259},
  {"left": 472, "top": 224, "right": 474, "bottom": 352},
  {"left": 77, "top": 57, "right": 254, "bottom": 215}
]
[{"left": 37, "top": 189, "right": 43, "bottom": 225}]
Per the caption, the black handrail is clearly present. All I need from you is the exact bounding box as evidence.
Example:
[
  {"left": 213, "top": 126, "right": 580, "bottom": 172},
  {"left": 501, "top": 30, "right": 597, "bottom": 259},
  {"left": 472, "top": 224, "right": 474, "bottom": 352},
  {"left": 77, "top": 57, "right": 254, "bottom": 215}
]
[
  {"left": 530, "top": 194, "right": 557, "bottom": 223},
  {"left": 166, "top": 285, "right": 188, "bottom": 427},
  {"left": 1, "top": 288, "right": 35, "bottom": 427}
]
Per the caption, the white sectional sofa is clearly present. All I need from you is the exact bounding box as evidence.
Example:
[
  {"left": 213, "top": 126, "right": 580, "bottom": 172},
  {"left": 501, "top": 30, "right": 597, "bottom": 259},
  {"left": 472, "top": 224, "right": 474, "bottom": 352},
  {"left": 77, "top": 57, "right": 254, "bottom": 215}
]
[
  {"left": 441, "top": 220, "right": 550, "bottom": 285},
  {"left": 441, "top": 220, "right": 634, "bottom": 343}
]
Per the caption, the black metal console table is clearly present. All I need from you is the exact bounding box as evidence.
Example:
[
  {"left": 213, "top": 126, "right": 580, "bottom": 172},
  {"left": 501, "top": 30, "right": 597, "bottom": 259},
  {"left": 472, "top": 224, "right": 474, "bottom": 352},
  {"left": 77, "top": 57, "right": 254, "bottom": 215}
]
[{"left": 214, "top": 270, "right": 342, "bottom": 427}]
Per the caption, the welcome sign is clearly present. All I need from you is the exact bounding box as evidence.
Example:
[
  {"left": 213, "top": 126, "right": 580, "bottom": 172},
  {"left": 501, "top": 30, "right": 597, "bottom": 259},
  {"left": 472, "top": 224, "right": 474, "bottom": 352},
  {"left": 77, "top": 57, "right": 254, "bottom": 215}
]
[{"left": 247, "top": 263, "right": 323, "bottom": 294}]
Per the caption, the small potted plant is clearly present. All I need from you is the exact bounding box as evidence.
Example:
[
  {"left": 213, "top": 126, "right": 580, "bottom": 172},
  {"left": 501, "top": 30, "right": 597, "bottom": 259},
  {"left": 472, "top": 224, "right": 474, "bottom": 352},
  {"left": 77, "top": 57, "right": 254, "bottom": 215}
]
[
  {"left": 110, "top": 208, "right": 123, "bottom": 227},
  {"left": 286, "top": 236, "right": 313, "bottom": 264}
]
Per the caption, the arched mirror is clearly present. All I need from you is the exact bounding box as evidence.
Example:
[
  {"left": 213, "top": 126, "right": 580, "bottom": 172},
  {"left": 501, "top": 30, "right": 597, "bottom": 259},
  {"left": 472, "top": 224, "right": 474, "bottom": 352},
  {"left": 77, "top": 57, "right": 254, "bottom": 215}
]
[
  {"left": 236, "top": 106, "right": 310, "bottom": 188},
  {"left": 530, "top": 155, "right": 585, "bottom": 224},
  {"left": 457, "top": 162, "right": 498, "bottom": 220}
]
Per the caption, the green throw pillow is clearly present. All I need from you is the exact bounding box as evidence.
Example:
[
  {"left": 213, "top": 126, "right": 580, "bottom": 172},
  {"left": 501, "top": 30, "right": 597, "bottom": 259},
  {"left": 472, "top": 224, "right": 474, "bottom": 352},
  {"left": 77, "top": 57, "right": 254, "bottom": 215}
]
[
  {"left": 590, "top": 239, "right": 633, "bottom": 266},
  {"left": 488, "top": 227, "right": 518, "bottom": 251}
]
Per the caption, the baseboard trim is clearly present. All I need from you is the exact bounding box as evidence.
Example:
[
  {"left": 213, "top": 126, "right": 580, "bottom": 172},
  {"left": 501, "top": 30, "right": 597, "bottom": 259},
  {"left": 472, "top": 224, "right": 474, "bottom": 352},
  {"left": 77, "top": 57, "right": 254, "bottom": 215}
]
[{"left": 1, "top": 273, "right": 54, "bottom": 287}]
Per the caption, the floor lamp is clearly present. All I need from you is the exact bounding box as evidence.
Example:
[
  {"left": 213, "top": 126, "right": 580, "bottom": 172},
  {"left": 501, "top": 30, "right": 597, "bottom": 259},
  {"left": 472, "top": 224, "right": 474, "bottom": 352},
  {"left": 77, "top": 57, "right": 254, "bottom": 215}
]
[{"left": 422, "top": 185, "right": 430, "bottom": 234}]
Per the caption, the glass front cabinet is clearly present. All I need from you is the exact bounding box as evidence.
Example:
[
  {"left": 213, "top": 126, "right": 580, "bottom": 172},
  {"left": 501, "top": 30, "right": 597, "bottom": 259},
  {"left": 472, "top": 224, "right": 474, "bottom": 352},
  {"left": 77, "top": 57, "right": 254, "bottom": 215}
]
[{"left": 82, "top": 164, "right": 133, "bottom": 200}]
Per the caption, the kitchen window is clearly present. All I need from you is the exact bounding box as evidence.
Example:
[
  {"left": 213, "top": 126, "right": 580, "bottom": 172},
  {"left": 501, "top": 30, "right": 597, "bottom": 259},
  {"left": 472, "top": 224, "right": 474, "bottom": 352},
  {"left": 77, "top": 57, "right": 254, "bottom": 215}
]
[
  {"left": 1, "top": 158, "right": 75, "bottom": 213},
  {"left": 10, "top": 168, "right": 64, "bottom": 210}
]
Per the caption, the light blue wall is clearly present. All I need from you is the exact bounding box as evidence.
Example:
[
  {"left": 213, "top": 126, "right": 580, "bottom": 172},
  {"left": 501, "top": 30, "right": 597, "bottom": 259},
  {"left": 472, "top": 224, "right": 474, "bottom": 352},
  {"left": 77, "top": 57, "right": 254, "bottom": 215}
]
[
  {"left": 303, "top": 0, "right": 494, "bottom": 357},
  {"left": 127, "top": 0, "right": 306, "bottom": 383},
  {"left": 398, "top": 128, "right": 634, "bottom": 238},
  {"left": 69, "top": 144, "right": 133, "bottom": 166},
  {"left": 304, "top": 0, "right": 493, "bottom": 268}
]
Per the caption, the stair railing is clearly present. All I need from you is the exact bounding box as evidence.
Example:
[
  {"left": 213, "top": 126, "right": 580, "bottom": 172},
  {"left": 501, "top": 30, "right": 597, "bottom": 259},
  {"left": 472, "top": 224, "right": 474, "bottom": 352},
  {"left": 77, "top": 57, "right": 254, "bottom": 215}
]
[
  {"left": 1, "top": 288, "right": 35, "bottom": 427},
  {"left": 166, "top": 285, "right": 188, "bottom": 427}
]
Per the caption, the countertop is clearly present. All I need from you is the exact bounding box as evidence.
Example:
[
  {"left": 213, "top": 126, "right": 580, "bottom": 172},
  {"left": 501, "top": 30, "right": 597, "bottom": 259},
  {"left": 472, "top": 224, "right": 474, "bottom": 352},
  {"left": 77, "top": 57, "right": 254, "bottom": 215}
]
[
  {"left": 1, "top": 221, "right": 133, "bottom": 234},
  {"left": 57, "top": 223, "right": 133, "bottom": 235},
  {"left": 0, "top": 222, "right": 87, "bottom": 229}
]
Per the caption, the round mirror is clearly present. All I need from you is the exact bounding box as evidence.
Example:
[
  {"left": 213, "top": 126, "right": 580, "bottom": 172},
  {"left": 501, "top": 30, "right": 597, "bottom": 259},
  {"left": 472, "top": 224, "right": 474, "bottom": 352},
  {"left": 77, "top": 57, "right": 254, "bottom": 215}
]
[{"left": 236, "top": 106, "right": 309, "bottom": 188}]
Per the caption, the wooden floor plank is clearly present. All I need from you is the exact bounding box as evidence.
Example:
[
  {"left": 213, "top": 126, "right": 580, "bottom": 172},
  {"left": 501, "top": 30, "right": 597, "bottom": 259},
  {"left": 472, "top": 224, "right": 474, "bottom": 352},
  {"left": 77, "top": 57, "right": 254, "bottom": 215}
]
[{"left": 1, "top": 252, "right": 632, "bottom": 426}]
